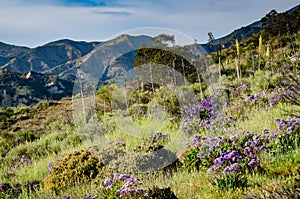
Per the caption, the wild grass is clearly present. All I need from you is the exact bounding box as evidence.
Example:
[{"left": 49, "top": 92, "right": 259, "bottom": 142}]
[{"left": 1, "top": 31, "right": 300, "bottom": 199}]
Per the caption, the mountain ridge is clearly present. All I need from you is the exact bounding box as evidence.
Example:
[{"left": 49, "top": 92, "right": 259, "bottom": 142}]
[{"left": 0, "top": 3, "right": 299, "bottom": 107}]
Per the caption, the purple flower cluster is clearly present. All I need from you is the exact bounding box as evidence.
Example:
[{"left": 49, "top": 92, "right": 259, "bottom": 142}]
[
  {"left": 270, "top": 117, "right": 300, "bottom": 153},
  {"left": 244, "top": 89, "right": 285, "bottom": 110},
  {"left": 207, "top": 150, "right": 243, "bottom": 174},
  {"left": 12, "top": 155, "right": 31, "bottom": 169},
  {"left": 186, "top": 130, "right": 272, "bottom": 176},
  {"left": 103, "top": 173, "right": 145, "bottom": 198},
  {"left": 275, "top": 117, "right": 300, "bottom": 134},
  {"left": 115, "top": 141, "right": 126, "bottom": 147},
  {"left": 150, "top": 132, "right": 169, "bottom": 142},
  {"left": 192, "top": 135, "right": 202, "bottom": 148},
  {"left": 231, "top": 83, "right": 250, "bottom": 94},
  {"left": 21, "top": 155, "right": 30, "bottom": 164},
  {"left": 183, "top": 98, "right": 217, "bottom": 133},
  {"left": 223, "top": 163, "right": 240, "bottom": 174}
]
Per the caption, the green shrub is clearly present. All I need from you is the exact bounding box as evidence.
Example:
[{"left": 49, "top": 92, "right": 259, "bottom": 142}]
[
  {"left": 17, "top": 131, "right": 38, "bottom": 143},
  {"left": 44, "top": 150, "right": 103, "bottom": 191}
]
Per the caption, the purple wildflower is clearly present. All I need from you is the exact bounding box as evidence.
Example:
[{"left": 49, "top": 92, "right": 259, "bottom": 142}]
[
  {"left": 244, "top": 131, "right": 251, "bottom": 136},
  {"left": 263, "top": 129, "right": 269, "bottom": 134},
  {"left": 21, "top": 155, "right": 30, "bottom": 164},
  {"left": 118, "top": 174, "right": 131, "bottom": 181},
  {"left": 216, "top": 140, "right": 224, "bottom": 146},
  {"left": 223, "top": 163, "right": 240, "bottom": 174},
  {"left": 47, "top": 161, "right": 53, "bottom": 174},
  {"left": 81, "top": 195, "right": 97, "bottom": 199},
  {"left": 115, "top": 141, "right": 126, "bottom": 147},
  {"left": 192, "top": 135, "right": 202, "bottom": 148},
  {"left": 104, "top": 178, "right": 113, "bottom": 186},
  {"left": 243, "top": 147, "right": 251, "bottom": 154},
  {"left": 138, "top": 109, "right": 143, "bottom": 114},
  {"left": 269, "top": 132, "right": 277, "bottom": 139},
  {"left": 196, "top": 152, "right": 204, "bottom": 159},
  {"left": 287, "top": 125, "right": 294, "bottom": 132},
  {"left": 113, "top": 173, "right": 120, "bottom": 180},
  {"left": 249, "top": 151, "right": 255, "bottom": 158},
  {"left": 248, "top": 159, "right": 259, "bottom": 167},
  {"left": 136, "top": 188, "right": 144, "bottom": 195}
]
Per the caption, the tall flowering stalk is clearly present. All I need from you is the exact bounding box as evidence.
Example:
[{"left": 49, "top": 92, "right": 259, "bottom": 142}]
[
  {"left": 235, "top": 38, "right": 241, "bottom": 79},
  {"left": 258, "top": 35, "right": 263, "bottom": 70}
]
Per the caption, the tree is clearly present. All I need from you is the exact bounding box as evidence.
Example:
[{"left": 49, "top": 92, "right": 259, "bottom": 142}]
[{"left": 133, "top": 47, "right": 198, "bottom": 85}]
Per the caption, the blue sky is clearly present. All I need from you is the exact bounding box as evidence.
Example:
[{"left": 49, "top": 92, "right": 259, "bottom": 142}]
[{"left": 0, "top": 0, "right": 299, "bottom": 47}]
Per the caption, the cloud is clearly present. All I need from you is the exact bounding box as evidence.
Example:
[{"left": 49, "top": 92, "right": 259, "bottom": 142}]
[{"left": 93, "top": 10, "right": 132, "bottom": 16}]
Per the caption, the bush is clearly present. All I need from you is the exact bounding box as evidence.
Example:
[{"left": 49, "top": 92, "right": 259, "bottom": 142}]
[{"left": 44, "top": 150, "right": 103, "bottom": 191}]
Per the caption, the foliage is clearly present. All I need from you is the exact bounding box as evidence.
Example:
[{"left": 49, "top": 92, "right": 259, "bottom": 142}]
[
  {"left": 44, "top": 150, "right": 103, "bottom": 191},
  {"left": 133, "top": 47, "right": 199, "bottom": 84},
  {"left": 1, "top": 9, "right": 300, "bottom": 198},
  {"left": 133, "top": 131, "right": 170, "bottom": 153},
  {"left": 261, "top": 6, "right": 300, "bottom": 38},
  {"left": 0, "top": 180, "right": 40, "bottom": 198},
  {"left": 95, "top": 84, "right": 117, "bottom": 114},
  {"left": 101, "top": 173, "right": 145, "bottom": 198},
  {"left": 269, "top": 117, "right": 300, "bottom": 154},
  {"left": 215, "top": 173, "right": 248, "bottom": 190}
]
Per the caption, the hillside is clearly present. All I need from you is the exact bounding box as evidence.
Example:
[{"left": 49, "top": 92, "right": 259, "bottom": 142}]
[
  {"left": 0, "top": 42, "right": 30, "bottom": 58},
  {"left": 0, "top": 3, "right": 299, "bottom": 199},
  {"left": 0, "top": 35, "right": 152, "bottom": 107},
  {"left": 0, "top": 40, "right": 100, "bottom": 74},
  {"left": 0, "top": 4, "right": 299, "bottom": 109},
  {"left": 203, "top": 4, "right": 300, "bottom": 53}
]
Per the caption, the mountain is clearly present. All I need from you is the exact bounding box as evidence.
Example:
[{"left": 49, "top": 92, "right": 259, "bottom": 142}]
[
  {"left": 0, "top": 39, "right": 100, "bottom": 74},
  {"left": 203, "top": 4, "right": 299, "bottom": 52},
  {"left": 0, "top": 4, "right": 298, "bottom": 107},
  {"left": 0, "top": 70, "right": 73, "bottom": 107},
  {"left": 0, "top": 35, "right": 153, "bottom": 107},
  {"left": 0, "top": 42, "right": 30, "bottom": 66},
  {"left": 57, "top": 34, "right": 153, "bottom": 84},
  {"left": 0, "top": 42, "right": 30, "bottom": 58},
  {"left": 203, "top": 21, "right": 262, "bottom": 52}
]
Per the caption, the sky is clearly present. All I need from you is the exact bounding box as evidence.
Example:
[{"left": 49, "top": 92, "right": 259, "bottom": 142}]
[{"left": 0, "top": 0, "right": 299, "bottom": 47}]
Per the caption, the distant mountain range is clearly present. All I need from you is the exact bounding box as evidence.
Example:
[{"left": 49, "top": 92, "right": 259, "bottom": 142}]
[
  {"left": 0, "top": 35, "right": 153, "bottom": 107},
  {"left": 0, "top": 4, "right": 298, "bottom": 107}
]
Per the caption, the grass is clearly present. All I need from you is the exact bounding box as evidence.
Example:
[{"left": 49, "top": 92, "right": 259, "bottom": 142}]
[
  {"left": 1, "top": 32, "right": 300, "bottom": 198},
  {"left": 1, "top": 93, "right": 300, "bottom": 198},
  {"left": 237, "top": 102, "right": 291, "bottom": 133},
  {"left": 0, "top": 90, "right": 299, "bottom": 199}
]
